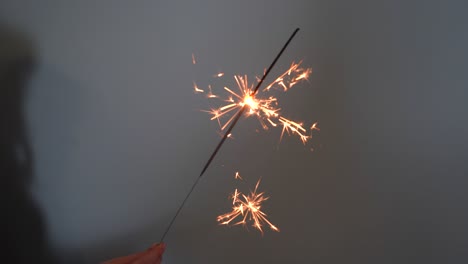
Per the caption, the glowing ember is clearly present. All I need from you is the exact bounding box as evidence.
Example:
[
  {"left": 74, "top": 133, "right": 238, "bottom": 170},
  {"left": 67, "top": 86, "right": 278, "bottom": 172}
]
[
  {"left": 193, "top": 82, "right": 204, "bottom": 93},
  {"left": 196, "top": 60, "right": 317, "bottom": 144},
  {"left": 234, "top": 171, "right": 242, "bottom": 180},
  {"left": 217, "top": 173, "right": 279, "bottom": 234},
  {"left": 192, "top": 53, "right": 197, "bottom": 64}
]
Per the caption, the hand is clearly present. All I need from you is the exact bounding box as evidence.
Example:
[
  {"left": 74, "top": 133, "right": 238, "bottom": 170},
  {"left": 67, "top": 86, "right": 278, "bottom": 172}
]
[{"left": 102, "top": 243, "right": 166, "bottom": 264}]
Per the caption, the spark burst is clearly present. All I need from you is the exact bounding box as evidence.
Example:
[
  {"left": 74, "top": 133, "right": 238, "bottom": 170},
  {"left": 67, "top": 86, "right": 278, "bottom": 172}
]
[
  {"left": 217, "top": 172, "right": 279, "bottom": 234},
  {"left": 195, "top": 61, "right": 316, "bottom": 144}
]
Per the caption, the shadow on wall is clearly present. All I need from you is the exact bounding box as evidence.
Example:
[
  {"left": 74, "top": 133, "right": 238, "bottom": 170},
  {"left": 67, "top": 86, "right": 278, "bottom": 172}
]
[{"left": 0, "top": 24, "right": 56, "bottom": 263}]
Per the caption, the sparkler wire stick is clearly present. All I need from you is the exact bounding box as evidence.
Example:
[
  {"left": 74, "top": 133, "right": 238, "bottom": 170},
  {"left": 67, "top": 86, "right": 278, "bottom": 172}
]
[{"left": 159, "top": 28, "right": 300, "bottom": 242}]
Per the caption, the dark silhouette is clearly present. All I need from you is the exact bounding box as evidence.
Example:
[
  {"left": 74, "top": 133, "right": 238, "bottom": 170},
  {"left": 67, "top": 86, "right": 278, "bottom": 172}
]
[{"left": 0, "top": 25, "right": 56, "bottom": 264}]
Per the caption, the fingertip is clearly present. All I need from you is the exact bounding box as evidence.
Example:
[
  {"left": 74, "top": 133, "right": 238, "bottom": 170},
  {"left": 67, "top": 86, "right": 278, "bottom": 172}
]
[
  {"left": 158, "top": 243, "right": 166, "bottom": 254},
  {"left": 148, "top": 243, "right": 166, "bottom": 254}
]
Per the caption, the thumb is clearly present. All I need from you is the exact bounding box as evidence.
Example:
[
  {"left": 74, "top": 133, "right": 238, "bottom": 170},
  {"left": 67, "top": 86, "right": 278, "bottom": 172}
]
[{"left": 133, "top": 243, "right": 166, "bottom": 264}]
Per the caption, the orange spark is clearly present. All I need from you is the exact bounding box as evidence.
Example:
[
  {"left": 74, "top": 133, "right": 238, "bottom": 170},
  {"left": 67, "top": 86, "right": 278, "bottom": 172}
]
[
  {"left": 192, "top": 53, "right": 197, "bottom": 64},
  {"left": 193, "top": 82, "right": 204, "bottom": 93},
  {"left": 206, "top": 85, "right": 218, "bottom": 98},
  {"left": 279, "top": 116, "right": 309, "bottom": 144},
  {"left": 217, "top": 178, "right": 279, "bottom": 234},
  {"left": 198, "top": 61, "right": 315, "bottom": 144},
  {"left": 310, "top": 122, "right": 320, "bottom": 131},
  {"left": 214, "top": 72, "right": 224, "bottom": 77},
  {"left": 263, "top": 61, "right": 312, "bottom": 92},
  {"left": 234, "top": 171, "right": 242, "bottom": 180}
]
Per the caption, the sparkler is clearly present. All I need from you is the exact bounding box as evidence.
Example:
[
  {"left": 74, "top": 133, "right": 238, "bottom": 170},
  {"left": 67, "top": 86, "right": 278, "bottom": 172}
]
[
  {"left": 218, "top": 172, "right": 279, "bottom": 234},
  {"left": 159, "top": 28, "right": 300, "bottom": 242}
]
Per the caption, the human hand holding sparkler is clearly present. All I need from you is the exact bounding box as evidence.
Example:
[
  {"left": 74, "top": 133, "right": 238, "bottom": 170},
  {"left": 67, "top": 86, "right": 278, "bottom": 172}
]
[{"left": 102, "top": 243, "right": 165, "bottom": 264}]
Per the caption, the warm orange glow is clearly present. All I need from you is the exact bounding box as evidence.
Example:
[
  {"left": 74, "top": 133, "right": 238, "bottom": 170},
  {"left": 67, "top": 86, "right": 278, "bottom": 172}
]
[
  {"left": 263, "top": 61, "right": 312, "bottom": 92},
  {"left": 206, "top": 85, "right": 218, "bottom": 98},
  {"left": 217, "top": 173, "right": 279, "bottom": 234},
  {"left": 243, "top": 95, "right": 257, "bottom": 109},
  {"left": 193, "top": 82, "right": 204, "bottom": 93},
  {"left": 310, "top": 122, "right": 320, "bottom": 131},
  {"left": 195, "top": 61, "right": 317, "bottom": 144},
  {"left": 192, "top": 53, "right": 197, "bottom": 64}
]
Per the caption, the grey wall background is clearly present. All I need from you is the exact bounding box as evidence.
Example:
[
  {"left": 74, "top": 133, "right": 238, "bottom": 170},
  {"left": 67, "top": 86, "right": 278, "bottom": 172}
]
[{"left": 1, "top": 0, "right": 468, "bottom": 263}]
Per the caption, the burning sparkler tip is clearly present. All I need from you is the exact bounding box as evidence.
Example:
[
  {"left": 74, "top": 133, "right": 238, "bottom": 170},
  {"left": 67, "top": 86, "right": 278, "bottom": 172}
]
[{"left": 196, "top": 55, "right": 314, "bottom": 146}]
